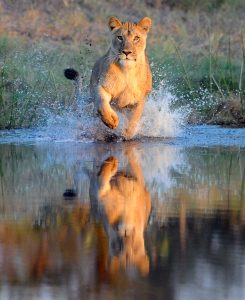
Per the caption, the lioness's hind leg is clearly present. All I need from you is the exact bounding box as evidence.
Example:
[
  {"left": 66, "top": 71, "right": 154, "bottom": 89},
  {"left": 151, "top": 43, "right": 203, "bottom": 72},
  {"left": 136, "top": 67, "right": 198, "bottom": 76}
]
[{"left": 123, "top": 102, "right": 144, "bottom": 139}]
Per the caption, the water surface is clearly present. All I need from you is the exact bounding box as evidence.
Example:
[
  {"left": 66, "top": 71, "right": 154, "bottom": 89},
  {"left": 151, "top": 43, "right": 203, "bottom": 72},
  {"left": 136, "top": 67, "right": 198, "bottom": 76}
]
[{"left": 0, "top": 126, "right": 244, "bottom": 300}]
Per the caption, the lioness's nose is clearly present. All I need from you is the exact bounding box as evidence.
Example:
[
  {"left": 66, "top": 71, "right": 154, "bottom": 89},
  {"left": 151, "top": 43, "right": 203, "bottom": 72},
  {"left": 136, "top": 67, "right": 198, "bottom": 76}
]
[{"left": 122, "top": 50, "right": 132, "bottom": 56}]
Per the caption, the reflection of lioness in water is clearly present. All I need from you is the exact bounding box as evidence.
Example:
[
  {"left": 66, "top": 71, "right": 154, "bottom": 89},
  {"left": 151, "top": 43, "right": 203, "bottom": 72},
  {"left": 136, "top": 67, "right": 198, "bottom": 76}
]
[
  {"left": 65, "top": 16, "right": 152, "bottom": 139},
  {"left": 90, "top": 148, "right": 151, "bottom": 275}
]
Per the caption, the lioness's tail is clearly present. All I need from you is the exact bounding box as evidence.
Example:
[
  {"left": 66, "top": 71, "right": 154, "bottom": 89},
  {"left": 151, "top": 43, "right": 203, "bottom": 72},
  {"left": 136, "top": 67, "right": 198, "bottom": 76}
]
[
  {"left": 64, "top": 68, "right": 79, "bottom": 81},
  {"left": 64, "top": 68, "right": 82, "bottom": 98}
]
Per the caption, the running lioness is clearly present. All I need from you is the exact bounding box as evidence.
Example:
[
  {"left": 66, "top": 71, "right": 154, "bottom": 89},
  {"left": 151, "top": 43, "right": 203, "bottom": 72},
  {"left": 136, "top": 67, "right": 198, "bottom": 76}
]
[{"left": 65, "top": 16, "right": 152, "bottom": 139}]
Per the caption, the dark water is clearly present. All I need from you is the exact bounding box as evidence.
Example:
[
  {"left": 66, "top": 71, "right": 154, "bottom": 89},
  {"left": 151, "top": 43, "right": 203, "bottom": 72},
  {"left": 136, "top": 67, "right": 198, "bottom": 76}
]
[{"left": 0, "top": 126, "right": 245, "bottom": 299}]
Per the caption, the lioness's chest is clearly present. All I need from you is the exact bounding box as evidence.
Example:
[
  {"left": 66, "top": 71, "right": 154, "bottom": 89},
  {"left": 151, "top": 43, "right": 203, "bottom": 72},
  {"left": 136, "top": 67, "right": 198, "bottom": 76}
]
[
  {"left": 116, "top": 84, "right": 141, "bottom": 108},
  {"left": 112, "top": 70, "right": 144, "bottom": 108}
]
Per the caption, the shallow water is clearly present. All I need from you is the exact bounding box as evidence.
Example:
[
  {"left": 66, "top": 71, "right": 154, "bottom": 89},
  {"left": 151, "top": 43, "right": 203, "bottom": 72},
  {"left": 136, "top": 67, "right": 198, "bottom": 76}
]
[{"left": 0, "top": 126, "right": 245, "bottom": 300}]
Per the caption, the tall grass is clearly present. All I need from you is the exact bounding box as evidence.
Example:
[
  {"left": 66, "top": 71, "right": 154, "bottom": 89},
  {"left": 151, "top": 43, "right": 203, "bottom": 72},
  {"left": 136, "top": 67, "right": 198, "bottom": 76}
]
[
  {"left": 0, "top": 37, "right": 82, "bottom": 129},
  {"left": 0, "top": 0, "right": 244, "bottom": 128},
  {"left": 1, "top": 35, "right": 244, "bottom": 129},
  {"left": 150, "top": 30, "right": 245, "bottom": 123},
  {"left": 239, "top": 29, "right": 245, "bottom": 105}
]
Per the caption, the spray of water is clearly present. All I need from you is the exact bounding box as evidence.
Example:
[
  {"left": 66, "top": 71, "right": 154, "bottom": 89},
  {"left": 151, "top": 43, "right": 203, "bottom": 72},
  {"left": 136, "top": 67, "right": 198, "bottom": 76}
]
[
  {"left": 38, "top": 83, "right": 187, "bottom": 142},
  {"left": 138, "top": 85, "right": 186, "bottom": 138}
]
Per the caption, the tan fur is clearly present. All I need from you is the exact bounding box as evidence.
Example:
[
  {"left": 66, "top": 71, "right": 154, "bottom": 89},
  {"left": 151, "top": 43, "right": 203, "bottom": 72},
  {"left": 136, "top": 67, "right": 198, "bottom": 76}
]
[
  {"left": 90, "top": 16, "right": 152, "bottom": 139},
  {"left": 96, "top": 147, "right": 151, "bottom": 275}
]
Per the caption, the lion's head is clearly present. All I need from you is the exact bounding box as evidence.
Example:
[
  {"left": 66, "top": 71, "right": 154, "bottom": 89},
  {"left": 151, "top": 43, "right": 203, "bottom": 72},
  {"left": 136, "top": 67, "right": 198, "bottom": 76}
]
[{"left": 108, "top": 16, "right": 152, "bottom": 66}]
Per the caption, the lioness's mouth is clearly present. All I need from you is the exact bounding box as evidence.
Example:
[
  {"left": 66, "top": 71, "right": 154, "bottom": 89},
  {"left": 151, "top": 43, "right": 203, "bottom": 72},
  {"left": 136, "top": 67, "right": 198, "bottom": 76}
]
[
  {"left": 119, "top": 58, "right": 136, "bottom": 62},
  {"left": 118, "top": 54, "right": 136, "bottom": 61}
]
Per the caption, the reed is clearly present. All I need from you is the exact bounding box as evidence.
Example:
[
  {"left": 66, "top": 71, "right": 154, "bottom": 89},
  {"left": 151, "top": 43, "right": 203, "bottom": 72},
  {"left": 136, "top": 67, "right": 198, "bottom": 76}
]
[
  {"left": 171, "top": 40, "right": 193, "bottom": 94},
  {"left": 239, "top": 29, "right": 245, "bottom": 105}
]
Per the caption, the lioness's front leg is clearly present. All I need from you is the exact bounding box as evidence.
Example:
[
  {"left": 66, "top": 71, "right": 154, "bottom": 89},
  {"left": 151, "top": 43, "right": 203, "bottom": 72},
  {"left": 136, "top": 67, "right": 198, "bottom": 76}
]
[
  {"left": 98, "top": 156, "right": 118, "bottom": 197},
  {"left": 123, "top": 102, "right": 145, "bottom": 139},
  {"left": 97, "top": 86, "right": 119, "bottom": 129}
]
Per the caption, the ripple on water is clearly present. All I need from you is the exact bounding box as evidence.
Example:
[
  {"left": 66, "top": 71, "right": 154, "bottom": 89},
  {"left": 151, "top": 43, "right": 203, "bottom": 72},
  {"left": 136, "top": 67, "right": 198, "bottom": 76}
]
[{"left": 0, "top": 125, "right": 245, "bottom": 147}]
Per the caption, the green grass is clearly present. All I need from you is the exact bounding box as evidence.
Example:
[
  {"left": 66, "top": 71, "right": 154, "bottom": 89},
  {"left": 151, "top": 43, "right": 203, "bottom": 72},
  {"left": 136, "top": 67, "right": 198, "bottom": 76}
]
[
  {"left": 149, "top": 33, "right": 245, "bottom": 124},
  {"left": 0, "top": 35, "right": 109, "bottom": 129},
  {"left": 0, "top": 37, "right": 81, "bottom": 129},
  {"left": 0, "top": 34, "right": 244, "bottom": 129}
]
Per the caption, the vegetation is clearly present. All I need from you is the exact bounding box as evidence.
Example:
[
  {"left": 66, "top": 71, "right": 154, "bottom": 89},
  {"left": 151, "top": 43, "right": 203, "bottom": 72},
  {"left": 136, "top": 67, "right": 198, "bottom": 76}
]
[{"left": 0, "top": 0, "right": 245, "bottom": 129}]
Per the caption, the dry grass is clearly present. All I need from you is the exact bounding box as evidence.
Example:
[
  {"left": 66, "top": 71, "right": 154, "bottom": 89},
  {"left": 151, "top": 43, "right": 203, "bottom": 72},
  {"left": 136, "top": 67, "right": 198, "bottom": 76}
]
[{"left": 0, "top": 0, "right": 245, "bottom": 128}]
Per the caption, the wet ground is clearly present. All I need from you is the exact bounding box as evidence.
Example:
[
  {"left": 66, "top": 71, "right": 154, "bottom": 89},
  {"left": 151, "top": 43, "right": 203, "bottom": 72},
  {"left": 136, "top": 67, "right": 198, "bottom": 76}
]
[{"left": 0, "top": 125, "right": 244, "bottom": 299}]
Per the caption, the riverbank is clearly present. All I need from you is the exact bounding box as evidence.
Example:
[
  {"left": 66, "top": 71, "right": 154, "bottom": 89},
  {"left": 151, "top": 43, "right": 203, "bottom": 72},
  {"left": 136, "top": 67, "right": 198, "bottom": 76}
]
[{"left": 0, "top": 0, "right": 244, "bottom": 129}]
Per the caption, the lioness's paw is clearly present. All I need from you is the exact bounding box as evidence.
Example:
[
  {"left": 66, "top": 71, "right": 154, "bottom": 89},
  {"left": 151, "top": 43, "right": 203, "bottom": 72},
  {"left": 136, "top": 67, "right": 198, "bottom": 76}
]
[
  {"left": 105, "top": 156, "right": 118, "bottom": 174},
  {"left": 108, "top": 112, "right": 119, "bottom": 129},
  {"left": 98, "top": 109, "right": 119, "bottom": 129},
  {"left": 98, "top": 156, "right": 118, "bottom": 177}
]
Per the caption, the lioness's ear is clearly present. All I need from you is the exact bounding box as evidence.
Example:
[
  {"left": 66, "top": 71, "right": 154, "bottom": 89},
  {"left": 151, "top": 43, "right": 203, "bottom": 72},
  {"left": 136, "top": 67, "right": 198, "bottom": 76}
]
[
  {"left": 108, "top": 16, "right": 122, "bottom": 31},
  {"left": 137, "top": 17, "right": 152, "bottom": 33}
]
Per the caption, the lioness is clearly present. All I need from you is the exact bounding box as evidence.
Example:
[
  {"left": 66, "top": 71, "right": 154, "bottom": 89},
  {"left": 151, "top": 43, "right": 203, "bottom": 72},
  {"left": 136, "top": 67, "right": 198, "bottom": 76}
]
[
  {"left": 65, "top": 16, "right": 152, "bottom": 139},
  {"left": 89, "top": 147, "right": 151, "bottom": 275}
]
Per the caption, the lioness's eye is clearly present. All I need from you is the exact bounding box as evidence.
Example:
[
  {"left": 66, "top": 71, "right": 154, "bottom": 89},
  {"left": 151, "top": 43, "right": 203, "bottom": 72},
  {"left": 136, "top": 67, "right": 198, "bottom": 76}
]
[
  {"left": 117, "top": 36, "right": 123, "bottom": 41},
  {"left": 134, "top": 36, "right": 140, "bottom": 42}
]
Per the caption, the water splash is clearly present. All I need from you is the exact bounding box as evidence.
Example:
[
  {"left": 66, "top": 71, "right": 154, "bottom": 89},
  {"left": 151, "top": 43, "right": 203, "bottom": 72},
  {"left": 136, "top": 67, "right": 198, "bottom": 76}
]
[
  {"left": 38, "top": 83, "right": 187, "bottom": 142},
  {"left": 138, "top": 85, "right": 186, "bottom": 138},
  {"left": 0, "top": 84, "right": 186, "bottom": 144}
]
